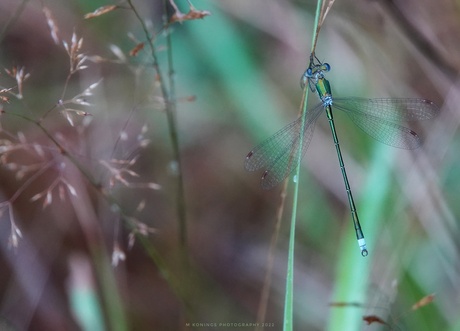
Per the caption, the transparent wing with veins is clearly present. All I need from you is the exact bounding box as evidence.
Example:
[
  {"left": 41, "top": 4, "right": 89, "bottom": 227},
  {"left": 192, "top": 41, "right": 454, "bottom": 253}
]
[
  {"left": 333, "top": 98, "right": 439, "bottom": 149},
  {"left": 245, "top": 103, "right": 324, "bottom": 190}
]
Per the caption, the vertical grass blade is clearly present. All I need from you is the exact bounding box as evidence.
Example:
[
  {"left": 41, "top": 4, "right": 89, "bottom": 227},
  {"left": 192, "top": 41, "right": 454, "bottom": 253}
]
[{"left": 283, "top": 1, "right": 323, "bottom": 330}]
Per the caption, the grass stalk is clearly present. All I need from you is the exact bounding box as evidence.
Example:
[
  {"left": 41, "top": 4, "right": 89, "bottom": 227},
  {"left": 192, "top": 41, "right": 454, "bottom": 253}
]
[
  {"left": 283, "top": 1, "right": 323, "bottom": 330},
  {"left": 256, "top": 179, "right": 288, "bottom": 330},
  {"left": 127, "top": 0, "right": 188, "bottom": 257},
  {"left": 163, "top": 0, "right": 188, "bottom": 260}
]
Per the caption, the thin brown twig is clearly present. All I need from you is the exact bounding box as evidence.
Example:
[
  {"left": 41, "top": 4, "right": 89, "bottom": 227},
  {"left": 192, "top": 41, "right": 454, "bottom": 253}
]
[
  {"left": 311, "top": 0, "right": 336, "bottom": 56},
  {"left": 255, "top": 179, "right": 289, "bottom": 330}
]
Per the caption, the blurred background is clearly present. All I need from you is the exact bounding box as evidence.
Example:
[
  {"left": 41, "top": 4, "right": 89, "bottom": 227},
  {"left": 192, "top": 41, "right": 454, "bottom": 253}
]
[{"left": 0, "top": 0, "right": 458, "bottom": 330}]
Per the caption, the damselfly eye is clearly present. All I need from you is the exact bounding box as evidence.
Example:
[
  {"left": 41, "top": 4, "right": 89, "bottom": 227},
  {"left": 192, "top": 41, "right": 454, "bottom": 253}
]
[{"left": 322, "top": 63, "right": 331, "bottom": 72}]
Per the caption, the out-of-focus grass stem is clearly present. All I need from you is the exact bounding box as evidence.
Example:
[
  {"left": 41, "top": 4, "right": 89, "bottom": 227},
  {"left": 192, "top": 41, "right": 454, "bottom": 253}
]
[{"left": 127, "top": 0, "right": 188, "bottom": 258}]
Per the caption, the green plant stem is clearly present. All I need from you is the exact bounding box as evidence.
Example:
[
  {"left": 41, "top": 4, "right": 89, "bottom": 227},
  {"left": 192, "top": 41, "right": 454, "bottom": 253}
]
[
  {"left": 127, "top": 0, "right": 188, "bottom": 255},
  {"left": 283, "top": 2, "right": 323, "bottom": 330},
  {"left": 163, "top": 0, "right": 188, "bottom": 259}
]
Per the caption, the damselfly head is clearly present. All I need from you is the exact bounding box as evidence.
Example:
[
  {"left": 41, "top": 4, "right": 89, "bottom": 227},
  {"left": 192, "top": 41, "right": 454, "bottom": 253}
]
[
  {"left": 308, "top": 62, "right": 330, "bottom": 79},
  {"left": 311, "top": 62, "right": 330, "bottom": 77},
  {"left": 301, "top": 62, "right": 331, "bottom": 91}
]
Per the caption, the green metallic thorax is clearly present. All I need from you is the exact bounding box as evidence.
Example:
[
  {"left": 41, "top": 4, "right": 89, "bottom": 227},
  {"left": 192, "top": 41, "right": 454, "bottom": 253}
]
[
  {"left": 315, "top": 77, "right": 332, "bottom": 99},
  {"left": 315, "top": 77, "right": 333, "bottom": 119}
]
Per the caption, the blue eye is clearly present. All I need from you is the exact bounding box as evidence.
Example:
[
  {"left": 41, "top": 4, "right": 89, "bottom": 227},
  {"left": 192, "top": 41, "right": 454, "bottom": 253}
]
[{"left": 245, "top": 57, "right": 439, "bottom": 258}]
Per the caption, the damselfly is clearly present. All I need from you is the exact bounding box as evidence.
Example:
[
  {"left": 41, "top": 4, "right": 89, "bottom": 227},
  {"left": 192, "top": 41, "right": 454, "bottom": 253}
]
[{"left": 245, "top": 56, "right": 439, "bottom": 256}]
